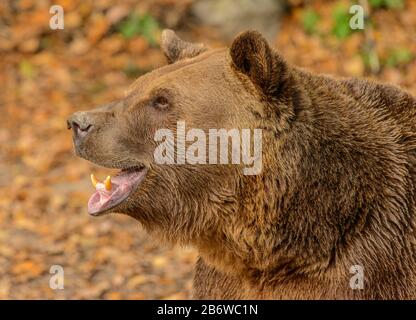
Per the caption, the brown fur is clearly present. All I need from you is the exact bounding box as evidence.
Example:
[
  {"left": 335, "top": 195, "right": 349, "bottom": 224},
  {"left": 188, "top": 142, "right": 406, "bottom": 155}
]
[{"left": 68, "top": 30, "right": 416, "bottom": 299}]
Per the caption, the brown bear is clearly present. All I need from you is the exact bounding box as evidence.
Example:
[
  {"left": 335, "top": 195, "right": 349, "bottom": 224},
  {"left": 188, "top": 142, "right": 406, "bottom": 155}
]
[{"left": 67, "top": 30, "right": 416, "bottom": 299}]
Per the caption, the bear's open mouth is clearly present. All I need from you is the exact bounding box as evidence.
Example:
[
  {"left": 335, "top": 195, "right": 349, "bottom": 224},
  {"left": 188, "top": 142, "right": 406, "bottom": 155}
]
[{"left": 88, "top": 166, "right": 148, "bottom": 216}]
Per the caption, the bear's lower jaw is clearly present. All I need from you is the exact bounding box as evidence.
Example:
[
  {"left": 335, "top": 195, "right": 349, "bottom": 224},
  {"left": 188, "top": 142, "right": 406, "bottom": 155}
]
[{"left": 87, "top": 166, "right": 148, "bottom": 216}]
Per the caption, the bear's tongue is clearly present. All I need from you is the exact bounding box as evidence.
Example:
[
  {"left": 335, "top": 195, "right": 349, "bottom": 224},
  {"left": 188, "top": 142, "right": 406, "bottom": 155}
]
[{"left": 87, "top": 169, "right": 146, "bottom": 216}]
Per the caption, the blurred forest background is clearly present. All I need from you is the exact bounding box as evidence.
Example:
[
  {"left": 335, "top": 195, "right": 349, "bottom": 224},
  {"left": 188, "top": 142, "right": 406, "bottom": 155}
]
[{"left": 1, "top": 0, "right": 415, "bottom": 299}]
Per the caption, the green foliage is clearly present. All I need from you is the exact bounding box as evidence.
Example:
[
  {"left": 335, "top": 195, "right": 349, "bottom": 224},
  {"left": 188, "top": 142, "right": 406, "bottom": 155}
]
[
  {"left": 88, "top": 81, "right": 107, "bottom": 94},
  {"left": 117, "top": 13, "right": 160, "bottom": 45},
  {"left": 360, "top": 48, "right": 381, "bottom": 73},
  {"left": 19, "top": 60, "right": 36, "bottom": 79},
  {"left": 302, "top": 9, "right": 320, "bottom": 35},
  {"left": 123, "top": 61, "right": 147, "bottom": 79},
  {"left": 385, "top": 47, "right": 413, "bottom": 67},
  {"left": 369, "top": 0, "right": 404, "bottom": 9},
  {"left": 332, "top": 4, "right": 353, "bottom": 39},
  {"left": 361, "top": 51, "right": 372, "bottom": 69}
]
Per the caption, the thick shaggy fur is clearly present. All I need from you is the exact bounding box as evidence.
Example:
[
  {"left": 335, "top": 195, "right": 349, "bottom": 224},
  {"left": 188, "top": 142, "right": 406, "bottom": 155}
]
[{"left": 69, "top": 30, "right": 416, "bottom": 299}]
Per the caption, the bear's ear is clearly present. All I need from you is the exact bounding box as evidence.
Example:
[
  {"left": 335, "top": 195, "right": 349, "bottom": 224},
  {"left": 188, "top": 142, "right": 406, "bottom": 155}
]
[
  {"left": 161, "top": 29, "right": 207, "bottom": 64},
  {"left": 230, "top": 30, "right": 287, "bottom": 97}
]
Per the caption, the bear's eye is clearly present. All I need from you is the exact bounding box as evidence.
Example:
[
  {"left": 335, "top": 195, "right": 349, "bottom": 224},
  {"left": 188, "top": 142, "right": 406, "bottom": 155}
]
[{"left": 151, "top": 95, "right": 169, "bottom": 110}]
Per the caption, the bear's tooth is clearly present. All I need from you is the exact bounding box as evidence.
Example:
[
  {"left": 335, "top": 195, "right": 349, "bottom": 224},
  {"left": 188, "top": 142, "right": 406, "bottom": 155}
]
[
  {"left": 104, "top": 176, "right": 112, "bottom": 191},
  {"left": 90, "top": 174, "right": 98, "bottom": 188}
]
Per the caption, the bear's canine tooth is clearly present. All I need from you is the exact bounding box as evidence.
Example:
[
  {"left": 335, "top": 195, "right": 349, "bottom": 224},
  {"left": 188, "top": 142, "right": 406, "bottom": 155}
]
[
  {"left": 90, "top": 174, "right": 98, "bottom": 188},
  {"left": 104, "top": 176, "right": 112, "bottom": 191}
]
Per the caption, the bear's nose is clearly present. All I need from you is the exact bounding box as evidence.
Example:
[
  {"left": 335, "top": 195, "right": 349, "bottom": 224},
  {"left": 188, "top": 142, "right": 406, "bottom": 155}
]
[{"left": 67, "top": 111, "right": 94, "bottom": 143}]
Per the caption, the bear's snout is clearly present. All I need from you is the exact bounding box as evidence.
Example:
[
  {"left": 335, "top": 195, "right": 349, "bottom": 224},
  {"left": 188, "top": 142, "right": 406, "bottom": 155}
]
[
  {"left": 66, "top": 102, "right": 139, "bottom": 169},
  {"left": 67, "top": 111, "right": 94, "bottom": 146}
]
